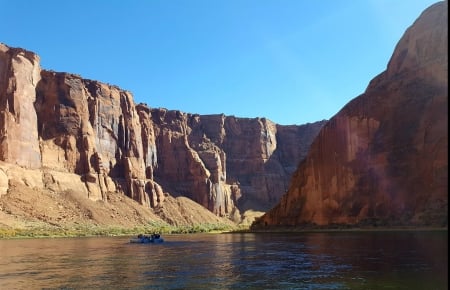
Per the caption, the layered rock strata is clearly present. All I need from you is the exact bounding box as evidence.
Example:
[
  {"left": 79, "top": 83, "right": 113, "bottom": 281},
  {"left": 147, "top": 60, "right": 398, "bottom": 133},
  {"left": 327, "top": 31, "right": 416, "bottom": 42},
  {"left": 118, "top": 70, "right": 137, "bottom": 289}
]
[
  {"left": 0, "top": 43, "right": 324, "bottom": 220},
  {"left": 147, "top": 110, "right": 325, "bottom": 216},
  {"left": 34, "top": 71, "right": 166, "bottom": 207},
  {"left": 254, "top": 1, "right": 448, "bottom": 228}
]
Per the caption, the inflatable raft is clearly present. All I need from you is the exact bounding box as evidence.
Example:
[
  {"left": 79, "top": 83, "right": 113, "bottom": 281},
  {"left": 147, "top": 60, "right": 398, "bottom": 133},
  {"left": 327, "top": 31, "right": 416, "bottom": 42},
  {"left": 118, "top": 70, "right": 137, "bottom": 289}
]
[{"left": 130, "top": 234, "right": 164, "bottom": 244}]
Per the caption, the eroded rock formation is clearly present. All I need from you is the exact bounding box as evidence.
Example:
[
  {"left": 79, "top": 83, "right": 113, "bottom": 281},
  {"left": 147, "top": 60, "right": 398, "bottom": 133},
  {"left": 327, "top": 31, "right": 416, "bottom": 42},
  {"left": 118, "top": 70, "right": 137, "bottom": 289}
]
[
  {"left": 149, "top": 109, "right": 325, "bottom": 217},
  {"left": 0, "top": 43, "right": 324, "bottom": 222},
  {"left": 0, "top": 44, "right": 41, "bottom": 169},
  {"left": 34, "top": 71, "right": 166, "bottom": 207},
  {"left": 254, "top": 1, "right": 448, "bottom": 228}
]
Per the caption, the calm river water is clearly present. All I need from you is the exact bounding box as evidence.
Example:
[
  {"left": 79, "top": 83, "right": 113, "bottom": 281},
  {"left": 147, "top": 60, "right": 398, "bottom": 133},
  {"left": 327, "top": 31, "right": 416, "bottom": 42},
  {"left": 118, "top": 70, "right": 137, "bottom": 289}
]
[{"left": 0, "top": 231, "right": 447, "bottom": 289}]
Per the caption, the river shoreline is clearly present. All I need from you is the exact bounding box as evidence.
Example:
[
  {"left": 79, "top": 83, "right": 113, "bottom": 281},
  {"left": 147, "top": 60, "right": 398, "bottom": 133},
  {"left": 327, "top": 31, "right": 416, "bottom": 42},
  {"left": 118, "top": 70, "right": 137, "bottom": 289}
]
[
  {"left": 236, "top": 226, "right": 448, "bottom": 234},
  {"left": 1, "top": 224, "right": 447, "bottom": 239}
]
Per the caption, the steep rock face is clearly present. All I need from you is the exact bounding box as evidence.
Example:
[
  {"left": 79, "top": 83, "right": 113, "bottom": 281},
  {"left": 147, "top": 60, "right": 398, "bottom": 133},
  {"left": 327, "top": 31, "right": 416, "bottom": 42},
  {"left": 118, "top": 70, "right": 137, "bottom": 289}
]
[
  {"left": 0, "top": 44, "right": 324, "bottom": 221},
  {"left": 255, "top": 1, "right": 448, "bottom": 227},
  {"left": 0, "top": 44, "right": 41, "bottom": 169},
  {"left": 224, "top": 119, "right": 327, "bottom": 211},
  {"left": 221, "top": 117, "right": 281, "bottom": 211},
  {"left": 150, "top": 110, "right": 232, "bottom": 216},
  {"left": 34, "top": 71, "right": 164, "bottom": 205},
  {"left": 151, "top": 110, "right": 325, "bottom": 216}
]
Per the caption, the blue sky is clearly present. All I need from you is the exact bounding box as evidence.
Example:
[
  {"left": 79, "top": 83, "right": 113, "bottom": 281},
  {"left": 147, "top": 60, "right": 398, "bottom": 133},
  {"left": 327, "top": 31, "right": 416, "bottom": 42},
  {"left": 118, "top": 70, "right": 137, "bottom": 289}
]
[{"left": 1, "top": 0, "right": 439, "bottom": 125}]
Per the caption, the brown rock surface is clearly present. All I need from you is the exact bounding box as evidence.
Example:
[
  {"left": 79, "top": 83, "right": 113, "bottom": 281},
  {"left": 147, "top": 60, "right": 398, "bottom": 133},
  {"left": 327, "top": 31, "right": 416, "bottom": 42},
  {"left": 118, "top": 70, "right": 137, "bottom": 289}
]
[
  {"left": 151, "top": 110, "right": 325, "bottom": 218},
  {"left": 254, "top": 1, "right": 448, "bottom": 228},
  {"left": 33, "top": 70, "right": 323, "bottom": 220},
  {"left": 0, "top": 44, "right": 41, "bottom": 169},
  {"left": 0, "top": 161, "right": 234, "bottom": 231},
  {"left": 0, "top": 41, "right": 324, "bottom": 229},
  {"left": 34, "top": 71, "right": 162, "bottom": 205},
  {"left": 223, "top": 118, "right": 326, "bottom": 211}
]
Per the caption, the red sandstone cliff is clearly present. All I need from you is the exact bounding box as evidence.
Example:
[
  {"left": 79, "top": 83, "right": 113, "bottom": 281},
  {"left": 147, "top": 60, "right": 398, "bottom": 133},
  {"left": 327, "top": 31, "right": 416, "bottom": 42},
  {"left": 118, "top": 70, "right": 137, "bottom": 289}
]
[
  {"left": 0, "top": 45, "right": 41, "bottom": 169},
  {"left": 150, "top": 110, "right": 325, "bottom": 217},
  {"left": 254, "top": 1, "right": 448, "bottom": 228},
  {"left": 0, "top": 43, "right": 323, "bottom": 225},
  {"left": 33, "top": 71, "right": 166, "bottom": 207}
]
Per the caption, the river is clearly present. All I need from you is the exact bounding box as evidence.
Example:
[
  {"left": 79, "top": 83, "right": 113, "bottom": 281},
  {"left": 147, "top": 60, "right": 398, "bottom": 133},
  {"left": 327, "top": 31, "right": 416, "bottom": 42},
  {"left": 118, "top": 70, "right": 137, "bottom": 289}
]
[{"left": 0, "top": 231, "right": 447, "bottom": 289}]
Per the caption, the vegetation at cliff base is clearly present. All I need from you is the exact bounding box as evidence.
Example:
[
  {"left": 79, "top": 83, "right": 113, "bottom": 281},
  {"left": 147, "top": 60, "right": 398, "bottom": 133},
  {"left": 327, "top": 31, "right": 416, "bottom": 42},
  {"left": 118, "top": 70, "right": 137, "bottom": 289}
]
[{"left": 0, "top": 221, "right": 237, "bottom": 239}]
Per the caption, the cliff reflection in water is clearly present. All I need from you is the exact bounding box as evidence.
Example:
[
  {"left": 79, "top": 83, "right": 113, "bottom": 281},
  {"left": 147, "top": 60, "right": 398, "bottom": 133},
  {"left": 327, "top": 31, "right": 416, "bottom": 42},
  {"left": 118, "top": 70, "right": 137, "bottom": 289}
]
[{"left": 0, "top": 232, "right": 447, "bottom": 289}]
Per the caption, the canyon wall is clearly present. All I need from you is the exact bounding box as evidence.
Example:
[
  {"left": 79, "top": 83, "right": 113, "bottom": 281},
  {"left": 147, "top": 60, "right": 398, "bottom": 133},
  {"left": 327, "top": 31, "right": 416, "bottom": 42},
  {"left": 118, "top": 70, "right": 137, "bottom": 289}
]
[
  {"left": 0, "top": 45, "right": 41, "bottom": 169},
  {"left": 254, "top": 1, "right": 448, "bottom": 228},
  {"left": 151, "top": 111, "right": 325, "bottom": 216},
  {"left": 0, "top": 43, "right": 324, "bottom": 221}
]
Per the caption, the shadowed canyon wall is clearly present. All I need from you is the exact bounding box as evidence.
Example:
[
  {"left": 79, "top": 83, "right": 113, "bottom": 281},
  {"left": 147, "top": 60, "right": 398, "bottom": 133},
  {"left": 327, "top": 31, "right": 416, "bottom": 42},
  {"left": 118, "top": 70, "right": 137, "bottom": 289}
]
[
  {"left": 150, "top": 111, "right": 325, "bottom": 216},
  {"left": 0, "top": 43, "right": 324, "bottom": 221},
  {"left": 254, "top": 1, "right": 448, "bottom": 228}
]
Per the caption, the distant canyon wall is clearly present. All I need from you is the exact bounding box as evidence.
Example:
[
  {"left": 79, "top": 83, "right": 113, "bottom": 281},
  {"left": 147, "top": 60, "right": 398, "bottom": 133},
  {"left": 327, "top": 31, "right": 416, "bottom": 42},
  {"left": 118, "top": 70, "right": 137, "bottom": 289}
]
[
  {"left": 151, "top": 110, "right": 325, "bottom": 215},
  {"left": 254, "top": 1, "right": 448, "bottom": 228},
  {"left": 0, "top": 42, "right": 324, "bottom": 220}
]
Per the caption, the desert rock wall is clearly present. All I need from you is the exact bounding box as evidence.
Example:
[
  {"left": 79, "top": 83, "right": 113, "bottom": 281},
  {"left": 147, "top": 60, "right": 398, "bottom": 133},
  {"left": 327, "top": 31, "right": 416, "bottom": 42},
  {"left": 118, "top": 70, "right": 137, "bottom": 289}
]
[
  {"left": 0, "top": 44, "right": 41, "bottom": 169},
  {"left": 150, "top": 109, "right": 324, "bottom": 216},
  {"left": 0, "top": 43, "right": 324, "bottom": 220},
  {"left": 255, "top": 1, "right": 448, "bottom": 228}
]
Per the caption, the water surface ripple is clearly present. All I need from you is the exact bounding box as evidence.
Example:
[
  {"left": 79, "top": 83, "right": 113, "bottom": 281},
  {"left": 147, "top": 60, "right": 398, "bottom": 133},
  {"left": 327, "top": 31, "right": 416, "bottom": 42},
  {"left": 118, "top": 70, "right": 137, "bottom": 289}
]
[{"left": 0, "top": 231, "right": 447, "bottom": 289}]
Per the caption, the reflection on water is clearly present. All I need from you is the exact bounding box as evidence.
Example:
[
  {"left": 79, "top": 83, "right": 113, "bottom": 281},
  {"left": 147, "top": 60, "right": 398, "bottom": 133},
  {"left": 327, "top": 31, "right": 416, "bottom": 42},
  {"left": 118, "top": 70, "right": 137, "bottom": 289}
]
[{"left": 0, "top": 231, "right": 447, "bottom": 289}]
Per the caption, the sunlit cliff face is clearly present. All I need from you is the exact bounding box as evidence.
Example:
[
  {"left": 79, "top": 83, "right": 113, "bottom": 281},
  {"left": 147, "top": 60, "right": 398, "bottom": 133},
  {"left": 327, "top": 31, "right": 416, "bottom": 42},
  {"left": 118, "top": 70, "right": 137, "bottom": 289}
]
[
  {"left": 0, "top": 44, "right": 41, "bottom": 169},
  {"left": 1, "top": 41, "right": 325, "bottom": 221},
  {"left": 255, "top": 1, "right": 448, "bottom": 228}
]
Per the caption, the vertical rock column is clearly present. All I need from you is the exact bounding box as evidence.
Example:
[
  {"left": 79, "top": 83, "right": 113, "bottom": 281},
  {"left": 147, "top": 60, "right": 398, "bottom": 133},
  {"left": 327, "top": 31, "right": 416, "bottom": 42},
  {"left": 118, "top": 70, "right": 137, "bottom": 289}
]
[{"left": 0, "top": 44, "right": 41, "bottom": 169}]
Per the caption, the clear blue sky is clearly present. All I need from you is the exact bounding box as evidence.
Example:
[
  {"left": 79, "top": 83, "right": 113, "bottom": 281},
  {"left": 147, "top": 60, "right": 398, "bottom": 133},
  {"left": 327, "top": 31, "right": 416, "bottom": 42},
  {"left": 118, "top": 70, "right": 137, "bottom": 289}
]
[{"left": 1, "top": 0, "right": 439, "bottom": 125}]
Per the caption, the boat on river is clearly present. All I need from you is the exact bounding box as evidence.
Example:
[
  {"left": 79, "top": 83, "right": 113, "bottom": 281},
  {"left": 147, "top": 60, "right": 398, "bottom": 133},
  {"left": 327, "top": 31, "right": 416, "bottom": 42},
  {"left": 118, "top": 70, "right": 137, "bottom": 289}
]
[{"left": 130, "top": 233, "right": 164, "bottom": 244}]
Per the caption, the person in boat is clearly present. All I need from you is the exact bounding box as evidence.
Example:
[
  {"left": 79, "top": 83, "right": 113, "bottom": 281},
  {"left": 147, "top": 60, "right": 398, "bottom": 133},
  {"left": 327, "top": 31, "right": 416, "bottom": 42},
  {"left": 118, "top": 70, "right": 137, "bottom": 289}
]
[{"left": 137, "top": 233, "right": 151, "bottom": 240}]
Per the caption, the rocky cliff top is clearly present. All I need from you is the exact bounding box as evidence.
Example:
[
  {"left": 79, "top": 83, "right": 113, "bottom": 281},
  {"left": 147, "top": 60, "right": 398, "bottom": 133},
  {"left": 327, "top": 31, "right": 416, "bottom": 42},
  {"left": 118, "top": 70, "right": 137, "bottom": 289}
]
[{"left": 1, "top": 37, "right": 325, "bottom": 232}]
